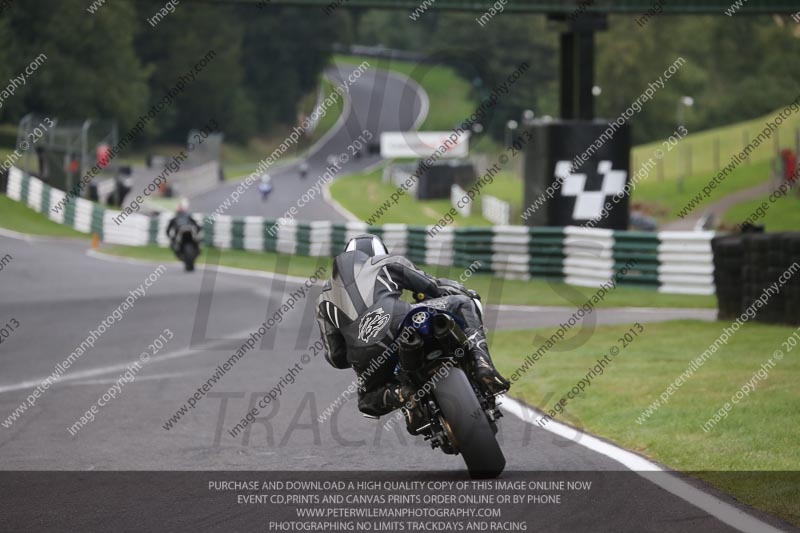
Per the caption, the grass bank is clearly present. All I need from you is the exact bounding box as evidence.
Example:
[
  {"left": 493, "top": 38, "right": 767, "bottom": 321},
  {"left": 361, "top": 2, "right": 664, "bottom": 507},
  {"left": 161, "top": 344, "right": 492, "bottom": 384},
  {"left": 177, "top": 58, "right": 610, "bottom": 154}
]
[
  {"left": 0, "top": 194, "right": 86, "bottom": 238},
  {"left": 492, "top": 320, "right": 799, "bottom": 525},
  {"left": 334, "top": 54, "right": 474, "bottom": 132}
]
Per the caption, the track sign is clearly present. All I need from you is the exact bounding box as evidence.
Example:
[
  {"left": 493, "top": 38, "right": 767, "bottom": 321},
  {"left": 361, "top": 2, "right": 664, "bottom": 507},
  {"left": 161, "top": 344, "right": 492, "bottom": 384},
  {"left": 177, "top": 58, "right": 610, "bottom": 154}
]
[{"left": 380, "top": 131, "right": 469, "bottom": 159}]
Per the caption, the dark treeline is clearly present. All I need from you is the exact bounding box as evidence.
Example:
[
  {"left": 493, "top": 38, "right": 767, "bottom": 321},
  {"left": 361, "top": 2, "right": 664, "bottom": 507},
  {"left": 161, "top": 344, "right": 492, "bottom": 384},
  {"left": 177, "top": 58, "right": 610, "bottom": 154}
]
[
  {"left": 0, "top": 3, "right": 798, "bottom": 147},
  {"left": 0, "top": 0, "right": 339, "bottom": 144},
  {"left": 355, "top": 11, "right": 800, "bottom": 144}
]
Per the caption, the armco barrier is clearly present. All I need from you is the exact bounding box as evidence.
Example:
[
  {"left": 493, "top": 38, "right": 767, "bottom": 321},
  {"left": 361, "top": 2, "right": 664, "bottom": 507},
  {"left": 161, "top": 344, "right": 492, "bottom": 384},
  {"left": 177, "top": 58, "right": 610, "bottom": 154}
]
[{"left": 6, "top": 167, "right": 716, "bottom": 295}]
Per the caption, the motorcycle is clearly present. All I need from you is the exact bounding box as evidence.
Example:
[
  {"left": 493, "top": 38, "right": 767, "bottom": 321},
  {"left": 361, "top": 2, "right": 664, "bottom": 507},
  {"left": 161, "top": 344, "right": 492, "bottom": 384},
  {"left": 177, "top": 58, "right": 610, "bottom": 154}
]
[
  {"left": 258, "top": 181, "right": 273, "bottom": 201},
  {"left": 389, "top": 291, "right": 505, "bottom": 479},
  {"left": 171, "top": 224, "right": 200, "bottom": 272}
]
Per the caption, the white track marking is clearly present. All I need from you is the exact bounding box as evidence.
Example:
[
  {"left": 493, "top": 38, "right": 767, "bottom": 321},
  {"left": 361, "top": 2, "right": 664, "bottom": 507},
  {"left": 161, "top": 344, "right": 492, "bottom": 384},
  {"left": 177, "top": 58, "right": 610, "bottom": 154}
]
[
  {"left": 0, "top": 249, "right": 318, "bottom": 394},
  {"left": 322, "top": 179, "right": 361, "bottom": 222},
  {"left": 65, "top": 372, "right": 196, "bottom": 387},
  {"left": 501, "top": 396, "right": 786, "bottom": 533},
  {"left": 378, "top": 65, "right": 429, "bottom": 131},
  {"left": 86, "top": 249, "right": 319, "bottom": 284},
  {"left": 0, "top": 227, "right": 36, "bottom": 241},
  {"left": 286, "top": 65, "right": 359, "bottom": 223},
  {"left": 353, "top": 61, "right": 429, "bottom": 131},
  {"left": 0, "top": 326, "right": 257, "bottom": 395},
  {"left": 307, "top": 68, "right": 355, "bottom": 161},
  {"left": 0, "top": 249, "right": 318, "bottom": 395},
  {"left": 488, "top": 303, "right": 716, "bottom": 315},
  {"left": 319, "top": 60, "right": 429, "bottom": 221},
  {"left": 0, "top": 227, "right": 83, "bottom": 244}
]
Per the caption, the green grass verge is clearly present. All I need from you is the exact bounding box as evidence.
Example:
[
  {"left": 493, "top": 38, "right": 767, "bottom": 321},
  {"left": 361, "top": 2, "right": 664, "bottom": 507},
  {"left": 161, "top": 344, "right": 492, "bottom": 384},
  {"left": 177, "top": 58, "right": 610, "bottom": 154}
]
[
  {"left": 492, "top": 320, "right": 799, "bottom": 525},
  {"left": 334, "top": 54, "right": 475, "bottom": 132},
  {"left": 219, "top": 132, "right": 304, "bottom": 180},
  {"left": 310, "top": 76, "right": 345, "bottom": 145},
  {"left": 632, "top": 159, "right": 771, "bottom": 222},
  {"left": 722, "top": 186, "right": 800, "bottom": 232},
  {"left": 329, "top": 167, "right": 525, "bottom": 226},
  {"left": 329, "top": 167, "right": 492, "bottom": 226},
  {"left": 484, "top": 171, "right": 523, "bottom": 206},
  {"left": 0, "top": 194, "right": 87, "bottom": 238},
  {"left": 632, "top": 106, "right": 800, "bottom": 183}
]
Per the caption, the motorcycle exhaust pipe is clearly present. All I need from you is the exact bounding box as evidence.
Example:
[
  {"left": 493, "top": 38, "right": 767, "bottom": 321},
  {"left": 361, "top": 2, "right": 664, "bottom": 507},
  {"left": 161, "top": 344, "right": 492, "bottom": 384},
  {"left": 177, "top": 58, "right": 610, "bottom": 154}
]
[
  {"left": 398, "top": 329, "right": 425, "bottom": 371},
  {"left": 430, "top": 314, "right": 468, "bottom": 357}
]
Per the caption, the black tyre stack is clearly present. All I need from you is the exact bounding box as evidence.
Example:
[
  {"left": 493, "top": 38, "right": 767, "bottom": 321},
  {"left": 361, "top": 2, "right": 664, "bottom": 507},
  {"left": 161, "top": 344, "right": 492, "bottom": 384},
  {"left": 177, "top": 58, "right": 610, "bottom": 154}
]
[
  {"left": 782, "top": 233, "right": 800, "bottom": 322},
  {"left": 711, "top": 235, "right": 744, "bottom": 321},
  {"left": 712, "top": 232, "right": 800, "bottom": 325}
]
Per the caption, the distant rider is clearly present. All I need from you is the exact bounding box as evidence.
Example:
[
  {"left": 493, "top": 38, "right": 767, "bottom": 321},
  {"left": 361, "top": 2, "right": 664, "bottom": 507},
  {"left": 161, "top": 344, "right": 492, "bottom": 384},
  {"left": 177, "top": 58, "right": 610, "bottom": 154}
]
[
  {"left": 258, "top": 174, "right": 273, "bottom": 200},
  {"left": 166, "top": 198, "right": 201, "bottom": 243}
]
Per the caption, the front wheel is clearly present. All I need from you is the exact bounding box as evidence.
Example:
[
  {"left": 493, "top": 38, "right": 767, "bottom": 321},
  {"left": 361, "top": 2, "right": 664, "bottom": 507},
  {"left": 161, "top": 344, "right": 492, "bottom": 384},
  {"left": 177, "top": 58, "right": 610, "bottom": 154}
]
[{"left": 433, "top": 367, "right": 505, "bottom": 479}]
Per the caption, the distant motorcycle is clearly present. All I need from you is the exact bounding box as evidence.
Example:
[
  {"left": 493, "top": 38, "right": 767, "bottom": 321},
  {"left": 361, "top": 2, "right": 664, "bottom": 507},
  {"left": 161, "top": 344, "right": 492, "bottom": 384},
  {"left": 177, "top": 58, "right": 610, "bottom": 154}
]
[
  {"left": 259, "top": 175, "right": 273, "bottom": 201},
  {"left": 299, "top": 162, "right": 309, "bottom": 180},
  {"left": 171, "top": 223, "right": 201, "bottom": 272},
  {"left": 392, "top": 289, "right": 506, "bottom": 479}
]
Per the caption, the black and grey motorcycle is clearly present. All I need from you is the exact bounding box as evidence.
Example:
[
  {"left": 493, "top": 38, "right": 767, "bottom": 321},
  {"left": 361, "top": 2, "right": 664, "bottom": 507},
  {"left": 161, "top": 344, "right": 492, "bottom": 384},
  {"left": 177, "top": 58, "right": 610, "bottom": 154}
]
[
  {"left": 170, "top": 223, "right": 201, "bottom": 272},
  {"left": 391, "top": 291, "right": 505, "bottom": 479}
]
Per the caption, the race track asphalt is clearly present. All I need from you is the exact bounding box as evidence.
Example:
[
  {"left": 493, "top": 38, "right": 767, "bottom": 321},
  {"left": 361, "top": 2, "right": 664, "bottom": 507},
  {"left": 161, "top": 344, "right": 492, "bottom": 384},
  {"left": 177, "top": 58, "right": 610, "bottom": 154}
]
[
  {"left": 0, "top": 233, "right": 793, "bottom": 532},
  {"left": 188, "top": 62, "right": 426, "bottom": 220}
]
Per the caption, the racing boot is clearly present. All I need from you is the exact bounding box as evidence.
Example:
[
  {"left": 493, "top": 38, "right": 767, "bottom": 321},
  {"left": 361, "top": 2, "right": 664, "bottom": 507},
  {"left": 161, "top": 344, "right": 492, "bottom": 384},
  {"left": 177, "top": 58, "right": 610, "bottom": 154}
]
[
  {"left": 384, "top": 383, "right": 427, "bottom": 435},
  {"left": 466, "top": 330, "right": 511, "bottom": 395}
]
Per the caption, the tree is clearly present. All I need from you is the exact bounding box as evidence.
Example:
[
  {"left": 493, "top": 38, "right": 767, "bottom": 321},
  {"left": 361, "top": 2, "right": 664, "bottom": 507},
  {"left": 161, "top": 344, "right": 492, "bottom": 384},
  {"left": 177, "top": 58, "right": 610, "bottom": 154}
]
[
  {"left": 135, "top": 3, "right": 254, "bottom": 142},
  {"left": 240, "top": 6, "right": 339, "bottom": 129},
  {"left": 427, "top": 14, "right": 558, "bottom": 140},
  {"left": 3, "top": 0, "right": 149, "bottom": 129}
]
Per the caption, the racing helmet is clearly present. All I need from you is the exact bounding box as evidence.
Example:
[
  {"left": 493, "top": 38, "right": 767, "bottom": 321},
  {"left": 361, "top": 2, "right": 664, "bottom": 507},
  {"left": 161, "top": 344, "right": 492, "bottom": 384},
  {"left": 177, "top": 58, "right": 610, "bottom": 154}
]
[
  {"left": 176, "top": 198, "right": 190, "bottom": 213},
  {"left": 343, "top": 234, "right": 388, "bottom": 257}
]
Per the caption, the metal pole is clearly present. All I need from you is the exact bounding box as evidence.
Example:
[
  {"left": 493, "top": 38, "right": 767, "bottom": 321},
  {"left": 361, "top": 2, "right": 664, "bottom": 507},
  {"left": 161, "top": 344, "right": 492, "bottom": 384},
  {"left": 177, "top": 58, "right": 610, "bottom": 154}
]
[
  {"left": 796, "top": 127, "right": 800, "bottom": 156},
  {"left": 80, "top": 120, "right": 92, "bottom": 197},
  {"left": 559, "top": 32, "right": 575, "bottom": 119},
  {"left": 686, "top": 143, "right": 692, "bottom": 178},
  {"left": 743, "top": 130, "right": 751, "bottom": 165},
  {"left": 576, "top": 30, "right": 594, "bottom": 121}
]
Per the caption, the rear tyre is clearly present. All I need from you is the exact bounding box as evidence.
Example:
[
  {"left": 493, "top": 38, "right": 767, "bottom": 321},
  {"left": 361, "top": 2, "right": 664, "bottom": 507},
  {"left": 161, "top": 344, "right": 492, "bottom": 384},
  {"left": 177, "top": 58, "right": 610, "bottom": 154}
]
[{"left": 433, "top": 367, "right": 505, "bottom": 479}]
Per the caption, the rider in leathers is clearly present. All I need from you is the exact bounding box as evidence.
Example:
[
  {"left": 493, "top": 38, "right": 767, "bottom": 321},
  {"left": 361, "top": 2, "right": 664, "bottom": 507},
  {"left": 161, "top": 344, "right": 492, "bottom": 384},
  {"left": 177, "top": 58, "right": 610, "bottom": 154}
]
[
  {"left": 166, "top": 199, "right": 201, "bottom": 243},
  {"left": 316, "top": 234, "right": 510, "bottom": 426}
]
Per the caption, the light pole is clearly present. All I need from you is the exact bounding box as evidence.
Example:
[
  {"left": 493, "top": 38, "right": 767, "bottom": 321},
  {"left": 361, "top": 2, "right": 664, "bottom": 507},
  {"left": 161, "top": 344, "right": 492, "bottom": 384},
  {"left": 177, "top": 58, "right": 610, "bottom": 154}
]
[
  {"left": 677, "top": 96, "right": 694, "bottom": 191},
  {"left": 521, "top": 109, "right": 535, "bottom": 126},
  {"left": 505, "top": 119, "right": 518, "bottom": 148},
  {"left": 677, "top": 95, "right": 694, "bottom": 128}
]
